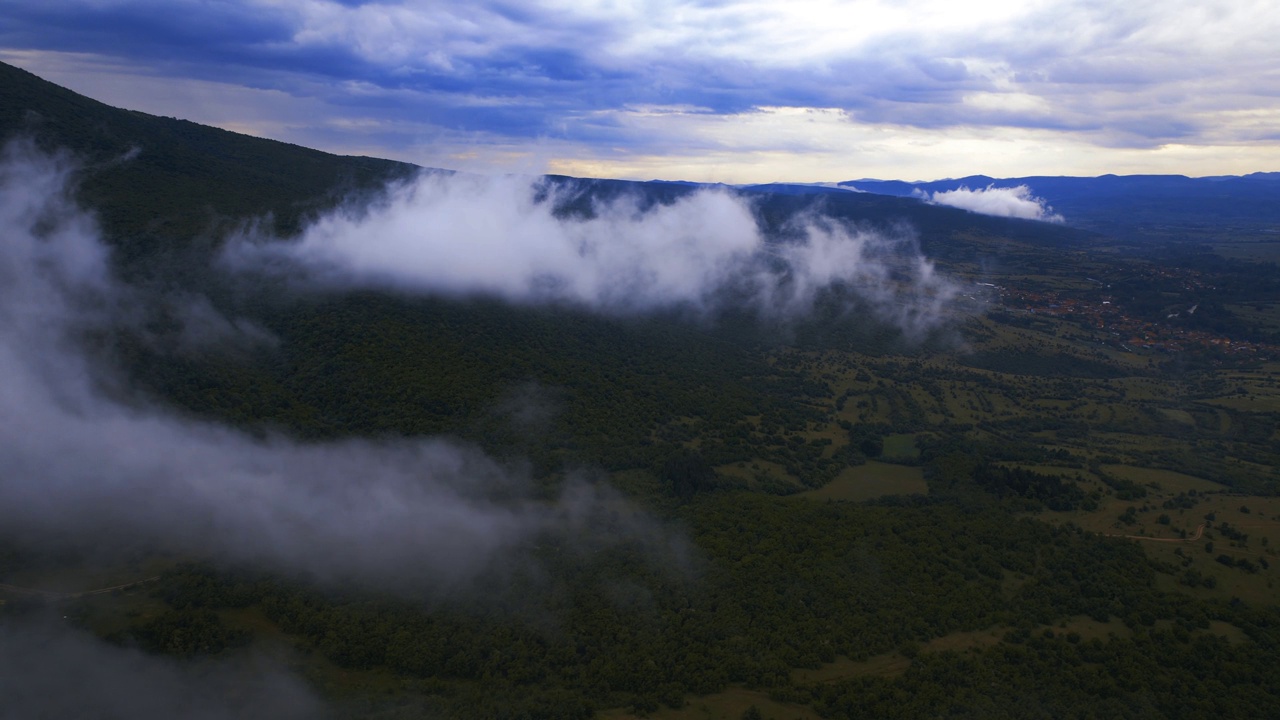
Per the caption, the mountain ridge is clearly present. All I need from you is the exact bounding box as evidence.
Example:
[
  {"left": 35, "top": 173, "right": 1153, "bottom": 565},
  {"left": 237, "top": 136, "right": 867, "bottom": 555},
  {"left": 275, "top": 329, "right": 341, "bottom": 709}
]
[
  {"left": 837, "top": 172, "right": 1280, "bottom": 235},
  {"left": 0, "top": 60, "right": 417, "bottom": 251}
]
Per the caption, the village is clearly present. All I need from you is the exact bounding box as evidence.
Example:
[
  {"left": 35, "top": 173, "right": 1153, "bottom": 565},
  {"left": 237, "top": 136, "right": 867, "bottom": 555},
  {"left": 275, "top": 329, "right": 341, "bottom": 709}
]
[{"left": 993, "top": 279, "right": 1278, "bottom": 359}]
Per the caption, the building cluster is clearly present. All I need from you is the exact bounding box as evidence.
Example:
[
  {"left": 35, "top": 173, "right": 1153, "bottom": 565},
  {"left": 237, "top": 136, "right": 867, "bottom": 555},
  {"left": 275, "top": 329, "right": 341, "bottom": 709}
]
[{"left": 992, "top": 282, "right": 1276, "bottom": 359}]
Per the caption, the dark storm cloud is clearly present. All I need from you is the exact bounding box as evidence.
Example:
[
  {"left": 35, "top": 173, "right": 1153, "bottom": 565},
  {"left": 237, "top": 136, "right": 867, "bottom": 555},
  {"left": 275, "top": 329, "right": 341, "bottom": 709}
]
[
  {"left": 0, "top": 2, "right": 298, "bottom": 73},
  {"left": 0, "top": 2, "right": 660, "bottom": 145},
  {"left": 0, "top": 1, "right": 968, "bottom": 141},
  {"left": 0, "top": 4, "right": 1065, "bottom": 126}
]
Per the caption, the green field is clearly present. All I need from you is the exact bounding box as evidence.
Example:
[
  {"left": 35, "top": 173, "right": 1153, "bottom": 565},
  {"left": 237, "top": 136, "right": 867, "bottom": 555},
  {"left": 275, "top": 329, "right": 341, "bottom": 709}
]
[
  {"left": 800, "top": 461, "right": 928, "bottom": 501},
  {"left": 1102, "top": 465, "right": 1226, "bottom": 493},
  {"left": 602, "top": 688, "right": 821, "bottom": 720}
]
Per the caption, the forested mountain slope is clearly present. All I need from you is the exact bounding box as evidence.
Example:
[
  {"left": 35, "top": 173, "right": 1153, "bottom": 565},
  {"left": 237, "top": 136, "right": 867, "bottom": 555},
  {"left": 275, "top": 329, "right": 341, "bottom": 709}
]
[{"left": 0, "top": 60, "right": 415, "bottom": 249}]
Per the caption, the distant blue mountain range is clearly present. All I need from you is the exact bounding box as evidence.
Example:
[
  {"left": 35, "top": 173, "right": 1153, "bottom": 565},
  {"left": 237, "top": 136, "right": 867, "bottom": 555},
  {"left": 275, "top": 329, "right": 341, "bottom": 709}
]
[
  {"left": 831, "top": 174, "right": 1280, "bottom": 236},
  {"left": 730, "top": 173, "right": 1280, "bottom": 237}
]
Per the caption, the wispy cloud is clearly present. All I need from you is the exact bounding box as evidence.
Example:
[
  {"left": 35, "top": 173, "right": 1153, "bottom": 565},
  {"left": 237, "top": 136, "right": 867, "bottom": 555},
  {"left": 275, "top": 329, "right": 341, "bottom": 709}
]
[
  {"left": 0, "top": 141, "right": 676, "bottom": 593},
  {"left": 0, "top": 618, "right": 324, "bottom": 720}
]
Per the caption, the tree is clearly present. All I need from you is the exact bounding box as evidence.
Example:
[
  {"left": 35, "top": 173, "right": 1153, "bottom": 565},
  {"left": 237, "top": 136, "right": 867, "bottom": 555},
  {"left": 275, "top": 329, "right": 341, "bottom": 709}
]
[{"left": 660, "top": 449, "right": 718, "bottom": 501}]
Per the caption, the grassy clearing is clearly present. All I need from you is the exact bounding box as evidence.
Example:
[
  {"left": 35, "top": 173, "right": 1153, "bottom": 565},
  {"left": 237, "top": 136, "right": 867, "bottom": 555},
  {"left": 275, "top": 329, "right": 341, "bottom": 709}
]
[
  {"left": 1157, "top": 408, "right": 1196, "bottom": 426},
  {"left": 792, "top": 616, "right": 1133, "bottom": 687},
  {"left": 1002, "top": 464, "right": 1097, "bottom": 481},
  {"left": 602, "top": 687, "right": 821, "bottom": 720},
  {"left": 1206, "top": 620, "right": 1249, "bottom": 645},
  {"left": 717, "top": 459, "right": 818, "bottom": 494},
  {"left": 1054, "top": 616, "right": 1134, "bottom": 642},
  {"left": 881, "top": 434, "right": 920, "bottom": 462},
  {"left": 1211, "top": 241, "right": 1280, "bottom": 262},
  {"left": 792, "top": 653, "right": 913, "bottom": 684},
  {"left": 0, "top": 558, "right": 173, "bottom": 643},
  {"left": 1045, "top": 482, "right": 1280, "bottom": 605},
  {"left": 803, "top": 425, "right": 851, "bottom": 457},
  {"left": 789, "top": 612, "right": 1246, "bottom": 695},
  {"left": 1102, "top": 465, "right": 1226, "bottom": 493},
  {"left": 1202, "top": 394, "right": 1280, "bottom": 413},
  {"left": 800, "top": 461, "right": 927, "bottom": 502},
  {"left": 0, "top": 554, "right": 174, "bottom": 595}
]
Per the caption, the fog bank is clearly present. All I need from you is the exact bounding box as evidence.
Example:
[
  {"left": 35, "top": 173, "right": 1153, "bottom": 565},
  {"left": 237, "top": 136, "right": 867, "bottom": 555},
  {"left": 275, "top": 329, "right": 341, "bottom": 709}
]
[
  {"left": 228, "top": 171, "right": 958, "bottom": 331},
  {"left": 0, "top": 618, "right": 324, "bottom": 720},
  {"left": 0, "top": 141, "right": 672, "bottom": 592}
]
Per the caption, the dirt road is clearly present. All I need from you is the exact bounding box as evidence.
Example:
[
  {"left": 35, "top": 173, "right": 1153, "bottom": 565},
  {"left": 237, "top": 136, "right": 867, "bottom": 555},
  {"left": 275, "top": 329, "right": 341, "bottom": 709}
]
[
  {"left": 1106, "top": 523, "right": 1204, "bottom": 543},
  {"left": 0, "top": 576, "right": 159, "bottom": 600}
]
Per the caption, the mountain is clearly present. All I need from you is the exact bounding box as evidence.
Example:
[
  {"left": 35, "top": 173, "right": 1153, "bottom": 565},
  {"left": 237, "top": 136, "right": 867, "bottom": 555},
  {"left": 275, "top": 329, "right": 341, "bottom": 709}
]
[
  {"left": 841, "top": 173, "right": 1280, "bottom": 236},
  {"left": 0, "top": 60, "right": 415, "bottom": 255},
  {"left": 2, "top": 59, "right": 1101, "bottom": 266},
  {"left": 6, "top": 56, "right": 1274, "bottom": 256}
]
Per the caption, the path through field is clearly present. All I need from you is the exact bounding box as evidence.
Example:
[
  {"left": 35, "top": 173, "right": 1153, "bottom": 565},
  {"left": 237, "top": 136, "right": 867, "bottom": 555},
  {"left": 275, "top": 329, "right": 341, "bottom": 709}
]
[
  {"left": 0, "top": 576, "right": 159, "bottom": 600},
  {"left": 1105, "top": 523, "right": 1204, "bottom": 543}
]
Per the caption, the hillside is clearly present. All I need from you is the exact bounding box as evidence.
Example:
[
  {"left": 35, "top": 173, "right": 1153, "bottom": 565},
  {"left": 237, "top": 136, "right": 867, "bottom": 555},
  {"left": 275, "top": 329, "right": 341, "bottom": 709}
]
[
  {"left": 0, "top": 60, "right": 415, "bottom": 252},
  {"left": 2, "top": 60, "right": 1102, "bottom": 264}
]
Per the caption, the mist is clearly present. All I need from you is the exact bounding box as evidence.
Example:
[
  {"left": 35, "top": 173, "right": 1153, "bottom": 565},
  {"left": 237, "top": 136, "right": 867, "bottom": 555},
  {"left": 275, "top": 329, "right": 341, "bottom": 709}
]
[
  {"left": 0, "top": 617, "right": 325, "bottom": 720},
  {"left": 925, "top": 184, "right": 1064, "bottom": 222},
  {"left": 227, "top": 171, "right": 958, "bottom": 330},
  {"left": 0, "top": 140, "right": 675, "bottom": 592}
]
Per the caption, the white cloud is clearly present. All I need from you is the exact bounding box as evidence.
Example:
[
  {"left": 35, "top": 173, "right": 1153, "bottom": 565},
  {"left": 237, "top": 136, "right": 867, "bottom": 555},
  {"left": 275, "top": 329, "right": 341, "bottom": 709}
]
[
  {"left": 261, "top": 173, "right": 761, "bottom": 308},
  {"left": 925, "top": 185, "right": 1064, "bottom": 222},
  {"left": 227, "top": 169, "right": 958, "bottom": 332},
  {"left": 8, "top": 1, "right": 1280, "bottom": 179},
  {"left": 260, "top": 0, "right": 1280, "bottom": 173},
  {"left": 0, "top": 140, "right": 673, "bottom": 593}
]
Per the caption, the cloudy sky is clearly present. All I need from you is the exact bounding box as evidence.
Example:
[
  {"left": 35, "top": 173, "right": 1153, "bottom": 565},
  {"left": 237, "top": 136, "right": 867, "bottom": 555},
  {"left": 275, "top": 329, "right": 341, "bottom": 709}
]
[{"left": 2, "top": 0, "right": 1278, "bottom": 182}]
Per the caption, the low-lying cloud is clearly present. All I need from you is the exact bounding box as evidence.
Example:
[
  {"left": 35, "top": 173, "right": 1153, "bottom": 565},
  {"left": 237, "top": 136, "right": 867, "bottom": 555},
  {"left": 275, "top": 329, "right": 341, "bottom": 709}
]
[
  {"left": 229, "top": 171, "right": 958, "bottom": 332},
  {"left": 925, "top": 184, "right": 1063, "bottom": 222},
  {"left": 0, "top": 140, "right": 674, "bottom": 592},
  {"left": 0, "top": 618, "right": 325, "bottom": 720}
]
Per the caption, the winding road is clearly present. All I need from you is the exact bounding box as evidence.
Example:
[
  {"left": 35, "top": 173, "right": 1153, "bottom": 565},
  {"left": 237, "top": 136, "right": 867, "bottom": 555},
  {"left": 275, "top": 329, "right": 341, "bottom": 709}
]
[{"left": 1105, "top": 523, "right": 1204, "bottom": 543}]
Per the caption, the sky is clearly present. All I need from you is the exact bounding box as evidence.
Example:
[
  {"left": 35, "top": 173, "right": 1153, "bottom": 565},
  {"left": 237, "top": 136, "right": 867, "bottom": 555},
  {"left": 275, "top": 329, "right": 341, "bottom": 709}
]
[{"left": 1, "top": 0, "right": 1278, "bottom": 182}]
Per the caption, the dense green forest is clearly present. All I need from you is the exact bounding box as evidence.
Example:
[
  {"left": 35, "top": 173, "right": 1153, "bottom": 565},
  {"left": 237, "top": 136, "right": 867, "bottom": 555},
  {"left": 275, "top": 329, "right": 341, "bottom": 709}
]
[{"left": 3, "top": 60, "right": 1280, "bottom": 719}]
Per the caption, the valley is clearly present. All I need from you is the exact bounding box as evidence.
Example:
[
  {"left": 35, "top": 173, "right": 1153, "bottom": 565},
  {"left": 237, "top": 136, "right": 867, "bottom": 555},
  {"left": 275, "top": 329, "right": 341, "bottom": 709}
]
[{"left": 2, "top": 60, "right": 1279, "bottom": 719}]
